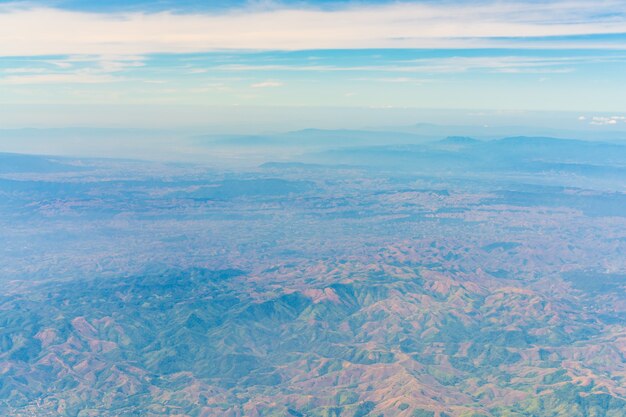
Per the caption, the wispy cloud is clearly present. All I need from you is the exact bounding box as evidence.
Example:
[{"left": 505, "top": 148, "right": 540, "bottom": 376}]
[
  {"left": 251, "top": 80, "right": 283, "bottom": 88},
  {"left": 0, "top": 55, "right": 143, "bottom": 85},
  {"left": 45, "top": 55, "right": 145, "bottom": 71},
  {"left": 588, "top": 115, "right": 626, "bottom": 125},
  {"left": 0, "top": 1, "right": 625, "bottom": 56},
  {"left": 354, "top": 77, "right": 431, "bottom": 85},
  {"left": 0, "top": 73, "right": 122, "bottom": 85},
  {"left": 3, "top": 67, "right": 47, "bottom": 74},
  {"left": 187, "top": 68, "right": 209, "bottom": 74},
  {"left": 214, "top": 56, "right": 617, "bottom": 74}
]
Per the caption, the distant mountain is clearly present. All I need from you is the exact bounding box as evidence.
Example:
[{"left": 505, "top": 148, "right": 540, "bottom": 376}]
[
  {"left": 379, "top": 122, "right": 626, "bottom": 142},
  {"left": 301, "top": 136, "right": 626, "bottom": 175},
  {"left": 439, "top": 136, "right": 481, "bottom": 145},
  {"left": 191, "top": 129, "right": 430, "bottom": 149},
  {"left": 489, "top": 136, "right": 626, "bottom": 164}
]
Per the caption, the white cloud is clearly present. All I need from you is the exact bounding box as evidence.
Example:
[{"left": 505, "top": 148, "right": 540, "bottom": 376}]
[
  {"left": 589, "top": 115, "right": 626, "bottom": 125},
  {"left": 0, "top": 2, "right": 625, "bottom": 56},
  {"left": 45, "top": 55, "right": 145, "bottom": 71},
  {"left": 187, "top": 68, "right": 209, "bottom": 74},
  {"left": 3, "top": 67, "right": 47, "bottom": 74},
  {"left": 0, "top": 73, "right": 122, "bottom": 85},
  {"left": 251, "top": 80, "right": 283, "bottom": 88},
  {"left": 354, "top": 77, "right": 430, "bottom": 84},
  {"left": 213, "top": 56, "right": 617, "bottom": 74},
  {"left": 0, "top": 55, "right": 144, "bottom": 85},
  {"left": 578, "top": 116, "right": 626, "bottom": 126}
]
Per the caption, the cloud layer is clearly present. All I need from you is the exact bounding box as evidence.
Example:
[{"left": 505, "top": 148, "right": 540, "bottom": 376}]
[{"left": 1, "top": 1, "right": 626, "bottom": 56}]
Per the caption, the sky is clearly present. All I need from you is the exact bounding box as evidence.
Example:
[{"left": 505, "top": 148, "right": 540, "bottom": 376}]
[{"left": 1, "top": 0, "right": 626, "bottom": 130}]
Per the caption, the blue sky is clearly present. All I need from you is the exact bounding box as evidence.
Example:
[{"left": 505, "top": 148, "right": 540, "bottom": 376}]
[{"left": 1, "top": 0, "right": 626, "bottom": 129}]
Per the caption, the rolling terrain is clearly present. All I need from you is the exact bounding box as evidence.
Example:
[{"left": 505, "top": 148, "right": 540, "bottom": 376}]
[{"left": 0, "top": 136, "right": 624, "bottom": 416}]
